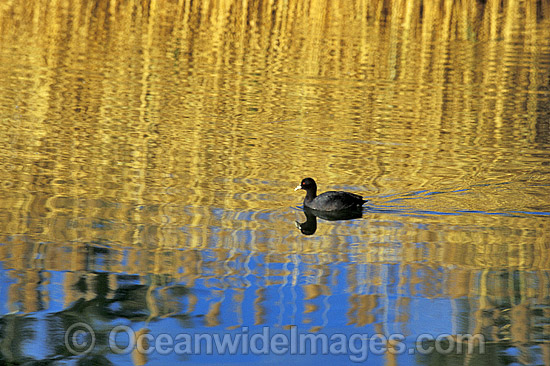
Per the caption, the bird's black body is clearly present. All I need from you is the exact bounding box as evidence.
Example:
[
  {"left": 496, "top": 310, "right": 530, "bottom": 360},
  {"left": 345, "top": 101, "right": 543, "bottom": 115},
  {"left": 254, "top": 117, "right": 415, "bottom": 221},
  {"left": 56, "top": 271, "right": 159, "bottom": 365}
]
[{"left": 295, "top": 178, "right": 366, "bottom": 211}]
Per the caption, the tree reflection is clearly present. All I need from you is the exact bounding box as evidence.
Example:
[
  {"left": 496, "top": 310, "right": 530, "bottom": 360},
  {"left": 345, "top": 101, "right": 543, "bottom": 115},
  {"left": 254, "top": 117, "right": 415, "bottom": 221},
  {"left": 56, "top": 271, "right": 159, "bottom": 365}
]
[{"left": 0, "top": 272, "right": 191, "bottom": 364}]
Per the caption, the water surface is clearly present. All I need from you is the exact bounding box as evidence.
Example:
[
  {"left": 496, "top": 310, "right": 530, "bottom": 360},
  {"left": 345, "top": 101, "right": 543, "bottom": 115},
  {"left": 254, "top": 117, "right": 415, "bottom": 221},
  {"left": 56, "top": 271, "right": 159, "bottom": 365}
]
[{"left": 1, "top": 1, "right": 550, "bottom": 365}]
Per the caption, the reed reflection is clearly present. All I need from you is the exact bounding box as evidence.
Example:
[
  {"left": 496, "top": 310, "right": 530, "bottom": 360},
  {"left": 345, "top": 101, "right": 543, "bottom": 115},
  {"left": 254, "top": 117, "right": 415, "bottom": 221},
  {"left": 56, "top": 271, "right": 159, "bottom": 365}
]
[{"left": 0, "top": 0, "right": 549, "bottom": 364}]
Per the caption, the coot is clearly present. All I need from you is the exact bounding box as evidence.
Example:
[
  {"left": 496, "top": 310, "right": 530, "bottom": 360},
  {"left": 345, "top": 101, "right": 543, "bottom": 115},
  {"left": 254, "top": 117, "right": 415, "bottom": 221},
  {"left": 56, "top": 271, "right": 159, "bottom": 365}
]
[{"left": 294, "top": 178, "right": 366, "bottom": 211}]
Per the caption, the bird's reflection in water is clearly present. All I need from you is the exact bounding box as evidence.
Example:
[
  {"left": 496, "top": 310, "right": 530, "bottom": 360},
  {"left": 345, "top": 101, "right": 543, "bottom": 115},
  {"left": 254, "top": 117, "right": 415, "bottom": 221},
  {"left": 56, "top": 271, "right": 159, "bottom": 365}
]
[{"left": 295, "top": 206, "right": 363, "bottom": 235}]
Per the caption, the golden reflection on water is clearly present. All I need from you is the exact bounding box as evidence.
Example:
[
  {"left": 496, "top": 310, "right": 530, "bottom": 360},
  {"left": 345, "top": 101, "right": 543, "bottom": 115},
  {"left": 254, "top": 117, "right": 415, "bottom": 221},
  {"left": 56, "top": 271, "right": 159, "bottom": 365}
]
[{"left": 1, "top": 0, "right": 550, "bottom": 364}]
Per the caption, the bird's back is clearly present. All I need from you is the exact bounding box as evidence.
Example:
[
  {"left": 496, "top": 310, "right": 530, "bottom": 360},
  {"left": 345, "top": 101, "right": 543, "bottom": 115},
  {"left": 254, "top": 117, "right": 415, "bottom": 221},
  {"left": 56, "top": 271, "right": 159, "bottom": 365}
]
[{"left": 305, "top": 190, "right": 365, "bottom": 211}]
